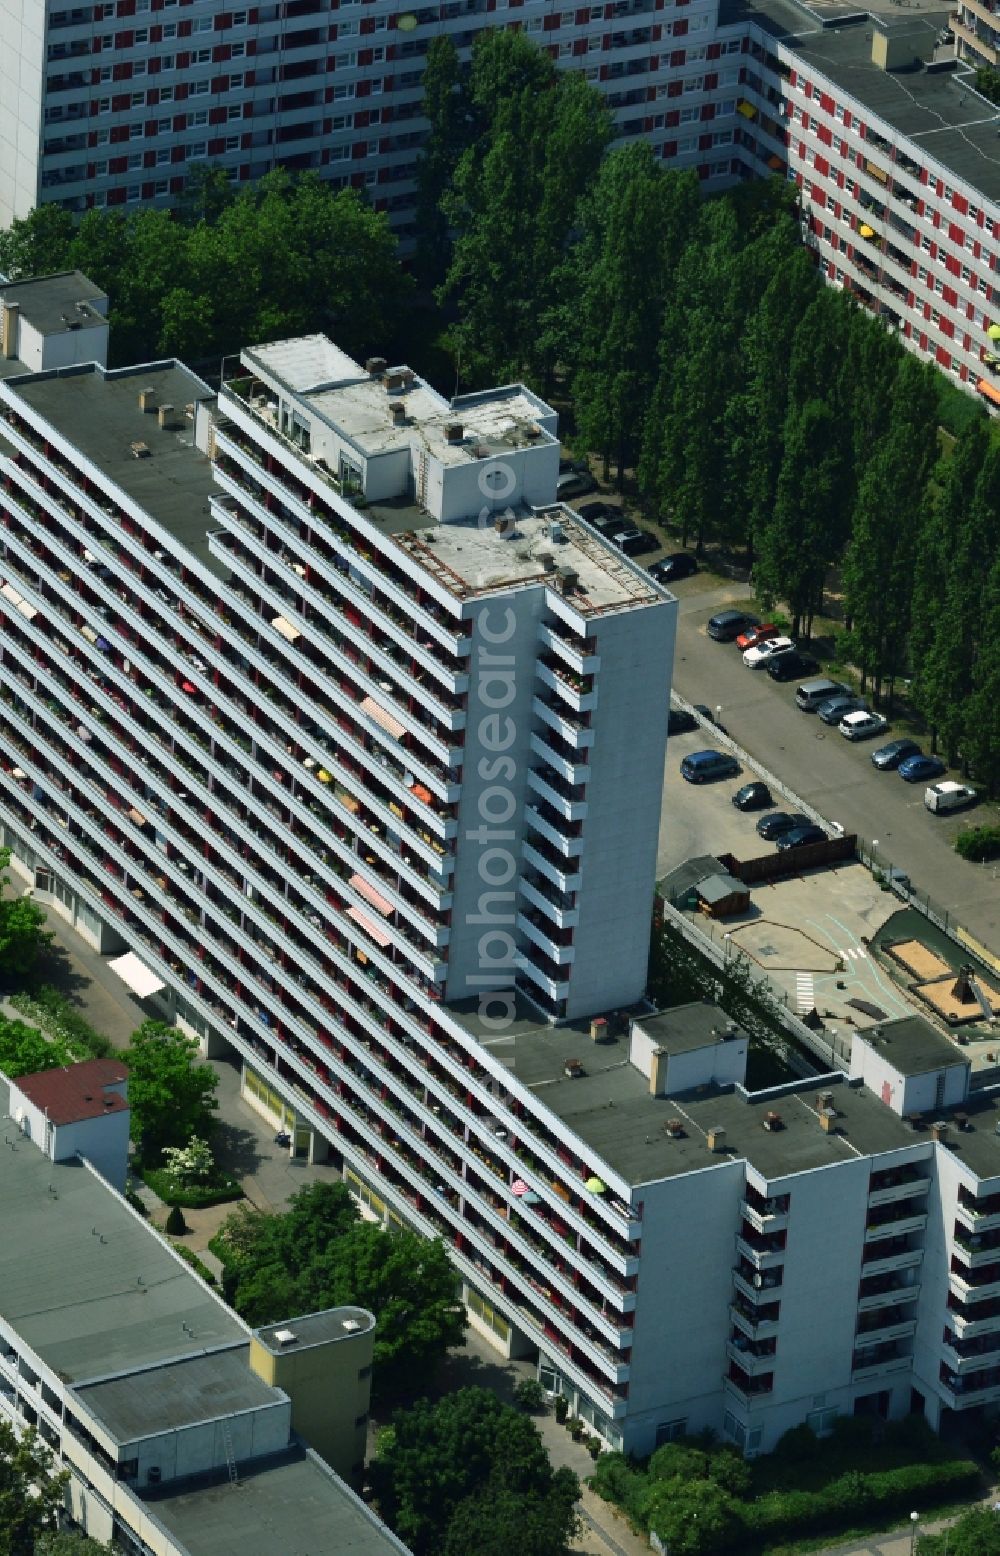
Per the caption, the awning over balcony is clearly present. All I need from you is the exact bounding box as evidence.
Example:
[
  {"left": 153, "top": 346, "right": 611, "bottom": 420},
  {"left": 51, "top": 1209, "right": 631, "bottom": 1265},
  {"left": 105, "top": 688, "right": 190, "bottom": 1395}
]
[
  {"left": 361, "top": 695, "right": 406, "bottom": 741},
  {"left": 109, "top": 950, "right": 165, "bottom": 999},
  {"left": 1, "top": 582, "right": 37, "bottom": 620},
  {"left": 272, "top": 614, "right": 301, "bottom": 643},
  {"left": 127, "top": 807, "right": 148, "bottom": 827},
  {"left": 977, "top": 377, "right": 1000, "bottom": 406},
  {"left": 346, "top": 905, "right": 393, "bottom": 948},
  {"left": 348, "top": 873, "right": 393, "bottom": 916}
]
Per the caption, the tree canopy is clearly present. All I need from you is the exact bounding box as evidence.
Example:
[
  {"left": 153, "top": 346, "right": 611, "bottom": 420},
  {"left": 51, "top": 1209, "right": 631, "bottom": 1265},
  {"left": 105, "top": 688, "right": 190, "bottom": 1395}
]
[
  {"left": 213, "top": 1182, "right": 466, "bottom": 1402},
  {"left": 0, "top": 171, "right": 410, "bottom": 368},
  {"left": 0, "top": 848, "right": 52, "bottom": 983},
  {"left": 0, "top": 1421, "right": 68, "bottom": 1556},
  {"left": 371, "top": 1387, "right": 579, "bottom": 1556},
  {"left": 125, "top": 1019, "right": 218, "bottom": 1161}
]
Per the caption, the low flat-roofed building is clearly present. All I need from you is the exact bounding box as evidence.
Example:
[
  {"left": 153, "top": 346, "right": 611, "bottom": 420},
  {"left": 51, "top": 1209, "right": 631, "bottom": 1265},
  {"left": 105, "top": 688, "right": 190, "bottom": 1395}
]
[{"left": 0, "top": 1069, "right": 403, "bottom": 1555}]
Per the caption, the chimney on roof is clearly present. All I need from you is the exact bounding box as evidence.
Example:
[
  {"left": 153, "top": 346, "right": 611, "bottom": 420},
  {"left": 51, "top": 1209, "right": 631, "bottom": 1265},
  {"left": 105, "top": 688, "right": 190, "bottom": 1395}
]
[
  {"left": 494, "top": 513, "right": 514, "bottom": 536},
  {"left": 385, "top": 369, "right": 406, "bottom": 393},
  {"left": 445, "top": 422, "right": 464, "bottom": 444},
  {"left": 157, "top": 403, "right": 175, "bottom": 430},
  {"left": 365, "top": 356, "right": 387, "bottom": 378},
  {"left": 931, "top": 1120, "right": 949, "bottom": 1144},
  {"left": 556, "top": 567, "right": 579, "bottom": 597},
  {"left": 139, "top": 387, "right": 157, "bottom": 413},
  {"left": 390, "top": 401, "right": 407, "bottom": 427},
  {"left": 707, "top": 1126, "right": 726, "bottom": 1152}
]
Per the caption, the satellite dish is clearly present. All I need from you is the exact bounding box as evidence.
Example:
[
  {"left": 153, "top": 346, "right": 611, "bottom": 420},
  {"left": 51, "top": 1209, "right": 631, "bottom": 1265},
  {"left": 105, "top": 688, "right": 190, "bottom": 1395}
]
[{"left": 398, "top": 11, "right": 417, "bottom": 27}]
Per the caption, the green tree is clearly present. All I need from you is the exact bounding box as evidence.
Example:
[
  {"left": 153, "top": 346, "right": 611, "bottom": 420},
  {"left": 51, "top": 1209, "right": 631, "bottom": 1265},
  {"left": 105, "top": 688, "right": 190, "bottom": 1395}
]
[
  {"left": 125, "top": 1020, "right": 218, "bottom": 1161},
  {"left": 0, "top": 205, "right": 74, "bottom": 279},
  {"left": 918, "top": 1507, "right": 1000, "bottom": 1555},
  {"left": 0, "top": 1421, "right": 68, "bottom": 1556},
  {"left": 413, "top": 37, "right": 467, "bottom": 288},
  {"left": 0, "top": 848, "right": 52, "bottom": 982},
  {"left": 564, "top": 148, "right": 696, "bottom": 486},
  {"left": 373, "top": 1388, "right": 578, "bottom": 1556},
  {"left": 754, "top": 399, "right": 842, "bottom": 636},
  {"left": 440, "top": 32, "right": 610, "bottom": 385},
  {"left": 36, "top": 1536, "right": 119, "bottom": 1555},
  {"left": 0, "top": 1016, "right": 70, "bottom": 1077},
  {"left": 962, "top": 556, "right": 1000, "bottom": 793}
]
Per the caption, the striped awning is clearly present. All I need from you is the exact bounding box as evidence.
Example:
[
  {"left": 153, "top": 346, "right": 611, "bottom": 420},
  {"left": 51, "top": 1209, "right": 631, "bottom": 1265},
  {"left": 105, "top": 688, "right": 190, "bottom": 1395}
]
[
  {"left": 360, "top": 695, "right": 406, "bottom": 741},
  {"left": 1, "top": 581, "right": 37, "bottom": 620},
  {"left": 271, "top": 614, "right": 301, "bottom": 642},
  {"left": 346, "top": 904, "right": 393, "bottom": 948},
  {"left": 349, "top": 873, "right": 393, "bottom": 916}
]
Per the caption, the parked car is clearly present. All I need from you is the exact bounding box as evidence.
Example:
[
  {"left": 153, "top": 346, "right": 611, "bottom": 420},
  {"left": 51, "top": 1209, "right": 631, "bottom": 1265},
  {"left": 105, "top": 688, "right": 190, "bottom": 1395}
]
[
  {"left": 839, "top": 710, "right": 889, "bottom": 742},
  {"left": 556, "top": 470, "right": 598, "bottom": 500},
  {"left": 743, "top": 636, "right": 796, "bottom": 669},
  {"left": 668, "top": 708, "right": 698, "bottom": 736},
  {"left": 776, "top": 823, "right": 828, "bottom": 851},
  {"left": 736, "top": 622, "right": 781, "bottom": 652},
  {"left": 613, "top": 528, "right": 658, "bottom": 557},
  {"left": 733, "top": 781, "right": 773, "bottom": 812},
  {"left": 898, "top": 753, "right": 947, "bottom": 783},
  {"left": 817, "top": 695, "right": 867, "bottom": 725},
  {"left": 924, "top": 780, "right": 976, "bottom": 813},
  {"left": 756, "top": 810, "right": 811, "bottom": 841},
  {"left": 650, "top": 553, "right": 697, "bottom": 582},
  {"left": 767, "top": 651, "right": 819, "bottom": 682},
  {"left": 795, "top": 677, "right": 849, "bottom": 711},
  {"left": 707, "top": 609, "right": 759, "bottom": 642},
  {"left": 680, "top": 750, "right": 741, "bottom": 784},
  {"left": 871, "top": 737, "right": 922, "bottom": 771},
  {"left": 592, "top": 513, "right": 630, "bottom": 539}
]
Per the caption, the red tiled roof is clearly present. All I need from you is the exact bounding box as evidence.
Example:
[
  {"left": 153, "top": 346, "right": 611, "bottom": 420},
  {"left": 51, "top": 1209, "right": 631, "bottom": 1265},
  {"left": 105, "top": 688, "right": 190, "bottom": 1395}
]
[{"left": 14, "top": 1058, "right": 129, "bottom": 1125}]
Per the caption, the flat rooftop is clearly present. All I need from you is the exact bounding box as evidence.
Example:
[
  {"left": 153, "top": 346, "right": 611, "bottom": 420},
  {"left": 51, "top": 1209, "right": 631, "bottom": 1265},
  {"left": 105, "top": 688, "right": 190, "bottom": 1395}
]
[
  {"left": 14, "top": 1056, "right": 128, "bottom": 1124},
  {"left": 148, "top": 1448, "right": 409, "bottom": 1556},
  {"left": 447, "top": 997, "right": 968, "bottom": 1185},
  {"left": 393, "top": 506, "right": 664, "bottom": 615},
  {"left": 255, "top": 1306, "right": 374, "bottom": 1355},
  {"left": 0, "top": 270, "right": 107, "bottom": 336},
  {"left": 635, "top": 1003, "right": 742, "bottom": 1057},
  {"left": 244, "top": 336, "right": 555, "bottom": 467},
  {"left": 856, "top": 1013, "right": 969, "bottom": 1077},
  {"left": 76, "top": 1347, "right": 281, "bottom": 1444},
  {"left": 733, "top": 0, "right": 1000, "bottom": 203},
  {"left": 0, "top": 1079, "right": 247, "bottom": 1383},
  {"left": 9, "top": 362, "right": 224, "bottom": 575}
]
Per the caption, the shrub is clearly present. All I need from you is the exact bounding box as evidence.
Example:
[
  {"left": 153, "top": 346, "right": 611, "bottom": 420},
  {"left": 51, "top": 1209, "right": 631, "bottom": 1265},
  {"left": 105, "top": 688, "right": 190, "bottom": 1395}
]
[
  {"left": 141, "top": 1163, "right": 242, "bottom": 1208},
  {"left": 554, "top": 1395, "right": 569, "bottom": 1423},
  {"left": 165, "top": 1204, "right": 187, "bottom": 1235},
  {"left": 587, "top": 1437, "right": 602, "bottom": 1460},
  {"left": 709, "top": 1448, "right": 752, "bottom": 1498},
  {"left": 775, "top": 1423, "right": 822, "bottom": 1463},
  {"left": 648, "top": 1443, "right": 711, "bottom": 1483},
  {"left": 171, "top": 1241, "right": 217, "bottom": 1284},
  {"left": 9, "top": 986, "right": 113, "bottom": 1059},
  {"left": 956, "top": 825, "right": 1000, "bottom": 862},
  {"left": 513, "top": 1378, "right": 546, "bottom": 1413}
]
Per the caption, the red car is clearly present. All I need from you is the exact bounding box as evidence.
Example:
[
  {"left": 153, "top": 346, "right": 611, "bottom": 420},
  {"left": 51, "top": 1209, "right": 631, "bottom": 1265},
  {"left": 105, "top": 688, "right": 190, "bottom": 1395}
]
[{"left": 735, "top": 622, "right": 781, "bottom": 652}]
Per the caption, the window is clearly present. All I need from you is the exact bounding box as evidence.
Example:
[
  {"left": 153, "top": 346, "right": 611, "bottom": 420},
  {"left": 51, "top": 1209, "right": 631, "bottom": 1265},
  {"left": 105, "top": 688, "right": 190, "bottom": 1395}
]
[
  {"left": 370, "top": 79, "right": 383, "bottom": 95},
  {"left": 590, "top": 3, "right": 602, "bottom": 14},
  {"left": 725, "top": 37, "right": 741, "bottom": 53},
  {"left": 966, "top": 234, "right": 976, "bottom": 253},
  {"left": 655, "top": 1419, "right": 687, "bottom": 1447},
  {"left": 587, "top": 33, "right": 600, "bottom": 48},
  {"left": 154, "top": 178, "right": 168, "bottom": 195},
  {"left": 712, "top": 130, "right": 733, "bottom": 146},
  {"left": 331, "top": 113, "right": 352, "bottom": 130},
  {"left": 921, "top": 234, "right": 932, "bottom": 253},
  {"left": 162, "top": 21, "right": 177, "bottom": 37},
  {"left": 128, "top": 151, "right": 142, "bottom": 169},
  {"left": 156, "top": 146, "right": 170, "bottom": 163},
  {"left": 98, "top": 97, "right": 111, "bottom": 114},
  {"left": 224, "top": 135, "right": 240, "bottom": 150},
  {"left": 232, "top": 8, "right": 248, "bottom": 21},
  {"left": 951, "top": 356, "right": 961, "bottom": 372},
  {"left": 962, "top": 264, "right": 972, "bottom": 283},
  {"left": 945, "top": 183, "right": 954, "bottom": 199},
  {"left": 334, "top": 82, "right": 355, "bottom": 99},
  {"left": 95, "top": 159, "right": 108, "bottom": 175},
  {"left": 191, "top": 79, "right": 209, "bottom": 95},
  {"left": 194, "top": 46, "right": 211, "bottom": 62},
  {"left": 134, "top": 26, "right": 148, "bottom": 43},
  {"left": 683, "top": 75, "right": 704, "bottom": 93},
  {"left": 96, "top": 127, "right": 109, "bottom": 144},
  {"left": 934, "top": 277, "right": 943, "bottom": 295},
  {"left": 917, "top": 264, "right": 928, "bottom": 281},
  {"left": 711, "top": 159, "right": 729, "bottom": 176},
  {"left": 680, "top": 106, "right": 699, "bottom": 123},
  {"left": 330, "top": 144, "right": 350, "bottom": 161},
  {"left": 337, "top": 51, "right": 357, "bottom": 68},
  {"left": 720, "top": 99, "right": 735, "bottom": 115},
  {"left": 99, "top": 64, "right": 112, "bottom": 80},
  {"left": 193, "top": 15, "right": 213, "bottom": 30},
  {"left": 526, "top": 14, "right": 542, "bottom": 29},
  {"left": 188, "top": 108, "right": 208, "bottom": 126},
  {"left": 835, "top": 104, "right": 845, "bottom": 121},
  {"left": 367, "top": 139, "right": 378, "bottom": 155},
  {"left": 688, "top": 44, "right": 706, "bottom": 61},
  {"left": 133, "top": 59, "right": 146, "bottom": 74},
  {"left": 229, "top": 72, "right": 244, "bottom": 88},
  {"left": 231, "top": 40, "right": 245, "bottom": 56},
  {"left": 161, "top": 54, "right": 175, "bottom": 70},
  {"left": 126, "top": 184, "right": 141, "bottom": 201},
  {"left": 806, "top": 1407, "right": 839, "bottom": 1437},
  {"left": 129, "top": 122, "right": 143, "bottom": 138},
  {"left": 373, "top": 14, "right": 387, "bottom": 27},
  {"left": 130, "top": 91, "right": 144, "bottom": 105},
  {"left": 227, "top": 103, "right": 242, "bottom": 119},
  {"left": 339, "top": 19, "right": 359, "bottom": 34},
  {"left": 364, "top": 169, "right": 377, "bottom": 186},
  {"left": 931, "top": 307, "right": 940, "bottom": 325}
]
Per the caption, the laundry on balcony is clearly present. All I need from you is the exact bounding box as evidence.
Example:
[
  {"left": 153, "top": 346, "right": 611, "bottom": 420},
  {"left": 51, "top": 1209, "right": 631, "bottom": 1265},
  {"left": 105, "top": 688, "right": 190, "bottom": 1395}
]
[{"left": 272, "top": 614, "right": 301, "bottom": 643}]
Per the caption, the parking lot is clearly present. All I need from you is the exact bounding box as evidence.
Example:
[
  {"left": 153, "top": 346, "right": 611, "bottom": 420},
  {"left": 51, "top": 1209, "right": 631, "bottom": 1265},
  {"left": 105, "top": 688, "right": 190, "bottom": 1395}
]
[{"left": 660, "top": 575, "right": 1000, "bottom": 960}]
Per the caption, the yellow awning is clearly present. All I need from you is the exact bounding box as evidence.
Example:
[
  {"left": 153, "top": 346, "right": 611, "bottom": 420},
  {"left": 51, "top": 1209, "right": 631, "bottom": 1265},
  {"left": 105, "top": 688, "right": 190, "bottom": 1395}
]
[
  {"left": 988, "top": 324, "right": 1000, "bottom": 341},
  {"left": 737, "top": 100, "right": 757, "bottom": 119},
  {"left": 271, "top": 614, "right": 301, "bottom": 643},
  {"left": 858, "top": 223, "right": 875, "bottom": 239},
  {"left": 977, "top": 377, "right": 1000, "bottom": 406}
]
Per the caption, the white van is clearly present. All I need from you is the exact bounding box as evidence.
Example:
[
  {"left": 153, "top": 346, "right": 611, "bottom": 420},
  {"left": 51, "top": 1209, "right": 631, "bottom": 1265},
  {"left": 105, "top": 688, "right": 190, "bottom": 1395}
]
[{"left": 924, "top": 781, "right": 976, "bottom": 815}]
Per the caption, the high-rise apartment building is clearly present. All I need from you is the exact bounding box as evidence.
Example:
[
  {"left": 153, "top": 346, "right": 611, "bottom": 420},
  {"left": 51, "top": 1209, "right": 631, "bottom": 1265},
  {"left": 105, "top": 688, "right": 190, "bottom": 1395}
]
[
  {"left": 3, "top": 284, "right": 1000, "bottom": 1457},
  {"left": 0, "top": 0, "right": 742, "bottom": 234}
]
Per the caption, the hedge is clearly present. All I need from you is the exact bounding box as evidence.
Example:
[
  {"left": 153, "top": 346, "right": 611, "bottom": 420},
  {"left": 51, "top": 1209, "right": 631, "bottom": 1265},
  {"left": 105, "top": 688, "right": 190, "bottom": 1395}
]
[
  {"left": 140, "top": 1164, "right": 242, "bottom": 1208},
  {"left": 955, "top": 825, "right": 1000, "bottom": 862},
  {"left": 741, "top": 1458, "right": 980, "bottom": 1541}
]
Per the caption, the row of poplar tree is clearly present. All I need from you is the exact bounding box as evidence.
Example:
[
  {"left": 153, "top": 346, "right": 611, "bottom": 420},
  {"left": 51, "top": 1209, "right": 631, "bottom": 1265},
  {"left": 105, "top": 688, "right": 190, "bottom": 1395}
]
[{"left": 418, "top": 32, "right": 1000, "bottom": 790}]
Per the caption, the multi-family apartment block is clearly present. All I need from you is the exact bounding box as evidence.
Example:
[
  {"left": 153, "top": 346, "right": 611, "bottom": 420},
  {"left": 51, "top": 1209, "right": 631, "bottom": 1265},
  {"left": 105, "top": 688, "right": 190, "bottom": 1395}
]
[
  {"left": 0, "top": 0, "right": 743, "bottom": 236},
  {"left": 0, "top": 1055, "right": 406, "bottom": 1556},
  {"left": 731, "top": 0, "right": 1000, "bottom": 397},
  {"left": 5, "top": 274, "right": 1000, "bottom": 1460}
]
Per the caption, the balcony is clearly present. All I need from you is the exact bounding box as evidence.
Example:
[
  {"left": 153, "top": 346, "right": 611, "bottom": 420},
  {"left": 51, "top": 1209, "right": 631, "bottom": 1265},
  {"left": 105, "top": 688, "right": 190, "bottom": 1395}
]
[
  {"left": 516, "top": 911, "right": 575, "bottom": 966},
  {"left": 861, "top": 1243, "right": 923, "bottom": 1279},
  {"left": 524, "top": 805, "right": 583, "bottom": 859},
  {"left": 535, "top": 658, "right": 597, "bottom": 714},
  {"left": 741, "top": 1195, "right": 790, "bottom": 1235},
  {"left": 531, "top": 694, "right": 594, "bottom": 750},
  {"left": 953, "top": 1231, "right": 1000, "bottom": 1268},
  {"left": 730, "top": 1300, "right": 780, "bottom": 1340},
  {"left": 725, "top": 1363, "right": 774, "bottom": 1404},
  {"left": 736, "top": 1230, "right": 786, "bottom": 1269},
  {"left": 528, "top": 732, "right": 591, "bottom": 788},
  {"left": 516, "top": 943, "right": 571, "bottom": 1003},
  {"left": 949, "top": 1265, "right": 1000, "bottom": 1304},
  {"left": 537, "top": 621, "right": 600, "bottom": 677},
  {"left": 956, "top": 1196, "right": 1000, "bottom": 1236},
  {"left": 953, "top": 12, "right": 998, "bottom": 61},
  {"left": 854, "top": 1313, "right": 918, "bottom": 1348},
  {"left": 732, "top": 1265, "right": 783, "bottom": 1304},
  {"left": 864, "top": 1210, "right": 927, "bottom": 1243},
  {"left": 521, "top": 840, "right": 582, "bottom": 896},
  {"left": 852, "top": 1342, "right": 911, "bottom": 1382},
  {"left": 518, "top": 875, "right": 579, "bottom": 931},
  {"left": 526, "top": 767, "right": 588, "bottom": 823}
]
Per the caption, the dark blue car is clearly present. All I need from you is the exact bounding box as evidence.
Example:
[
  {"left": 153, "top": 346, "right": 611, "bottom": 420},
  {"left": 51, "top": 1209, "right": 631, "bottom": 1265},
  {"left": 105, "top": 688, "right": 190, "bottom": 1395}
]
[{"left": 897, "top": 754, "right": 947, "bottom": 783}]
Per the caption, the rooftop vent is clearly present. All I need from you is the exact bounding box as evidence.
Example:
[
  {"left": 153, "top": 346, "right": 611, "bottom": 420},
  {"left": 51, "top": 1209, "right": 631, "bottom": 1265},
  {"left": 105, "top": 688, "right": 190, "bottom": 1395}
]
[
  {"left": 273, "top": 1327, "right": 298, "bottom": 1347},
  {"left": 563, "top": 1058, "right": 585, "bottom": 1079},
  {"left": 129, "top": 441, "right": 151, "bottom": 459},
  {"left": 763, "top": 1110, "right": 783, "bottom": 1132},
  {"left": 495, "top": 514, "right": 514, "bottom": 536},
  {"left": 664, "top": 1118, "right": 684, "bottom": 1138},
  {"left": 931, "top": 1120, "right": 948, "bottom": 1144},
  {"left": 524, "top": 423, "right": 541, "bottom": 439},
  {"left": 157, "top": 403, "right": 176, "bottom": 430},
  {"left": 555, "top": 567, "right": 579, "bottom": 597},
  {"left": 548, "top": 521, "right": 566, "bottom": 544},
  {"left": 390, "top": 401, "right": 407, "bottom": 426},
  {"left": 816, "top": 1090, "right": 835, "bottom": 1111},
  {"left": 538, "top": 551, "right": 556, "bottom": 572},
  {"left": 707, "top": 1126, "right": 726, "bottom": 1152},
  {"left": 138, "top": 387, "right": 157, "bottom": 413},
  {"left": 445, "top": 422, "right": 464, "bottom": 444},
  {"left": 365, "top": 356, "right": 388, "bottom": 377}
]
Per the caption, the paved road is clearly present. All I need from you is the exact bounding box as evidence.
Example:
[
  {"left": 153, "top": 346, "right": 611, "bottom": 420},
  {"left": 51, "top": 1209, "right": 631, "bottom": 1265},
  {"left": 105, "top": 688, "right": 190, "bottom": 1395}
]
[{"left": 667, "top": 577, "right": 1000, "bottom": 960}]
